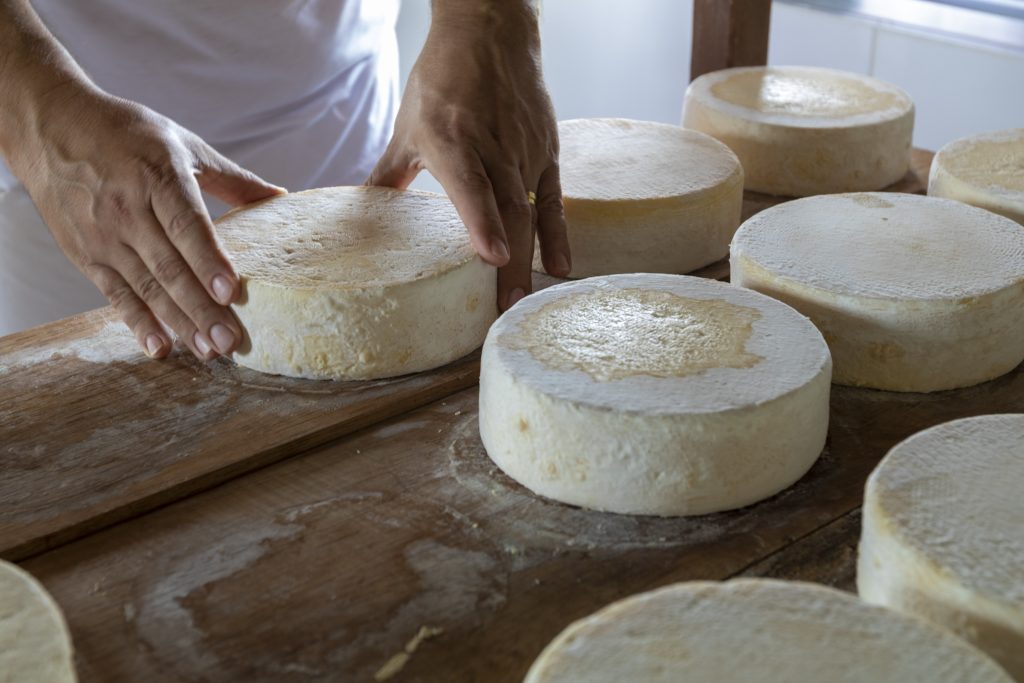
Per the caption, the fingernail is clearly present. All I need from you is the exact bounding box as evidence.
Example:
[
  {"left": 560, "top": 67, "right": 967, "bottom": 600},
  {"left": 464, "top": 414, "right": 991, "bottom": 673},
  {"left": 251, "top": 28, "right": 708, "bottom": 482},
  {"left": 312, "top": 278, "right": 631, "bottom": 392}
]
[
  {"left": 194, "top": 331, "right": 213, "bottom": 358},
  {"left": 212, "top": 275, "right": 235, "bottom": 305},
  {"left": 507, "top": 287, "right": 526, "bottom": 309},
  {"left": 553, "top": 252, "right": 571, "bottom": 276},
  {"left": 490, "top": 238, "right": 510, "bottom": 263},
  {"left": 209, "top": 324, "right": 236, "bottom": 354},
  {"left": 145, "top": 334, "right": 164, "bottom": 358}
]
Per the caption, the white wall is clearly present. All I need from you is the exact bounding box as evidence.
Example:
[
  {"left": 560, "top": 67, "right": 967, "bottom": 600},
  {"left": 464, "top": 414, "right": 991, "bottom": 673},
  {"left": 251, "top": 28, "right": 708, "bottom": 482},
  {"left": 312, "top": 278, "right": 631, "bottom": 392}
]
[
  {"left": 397, "top": 1, "right": 692, "bottom": 122},
  {"left": 398, "top": 1, "right": 1024, "bottom": 158}
]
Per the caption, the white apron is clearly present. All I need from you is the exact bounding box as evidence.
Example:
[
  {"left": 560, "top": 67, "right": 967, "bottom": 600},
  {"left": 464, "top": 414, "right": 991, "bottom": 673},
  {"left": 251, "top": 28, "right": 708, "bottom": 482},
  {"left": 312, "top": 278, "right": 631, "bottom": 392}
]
[{"left": 0, "top": 0, "right": 400, "bottom": 335}]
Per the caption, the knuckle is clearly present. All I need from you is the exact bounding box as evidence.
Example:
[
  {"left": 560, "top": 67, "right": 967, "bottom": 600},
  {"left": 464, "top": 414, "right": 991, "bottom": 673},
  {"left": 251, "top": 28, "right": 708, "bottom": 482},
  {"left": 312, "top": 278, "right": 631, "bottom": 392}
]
[
  {"left": 537, "top": 192, "right": 565, "bottom": 215},
  {"left": 151, "top": 253, "right": 190, "bottom": 285},
  {"left": 135, "top": 147, "right": 179, "bottom": 183},
  {"left": 498, "top": 197, "right": 533, "bottom": 221},
  {"left": 100, "top": 276, "right": 137, "bottom": 311},
  {"left": 135, "top": 272, "right": 165, "bottom": 303},
  {"left": 441, "top": 104, "right": 476, "bottom": 136},
  {"left": 96, "top": 190, "right": 134, "bottom": 224},
  {"left": 164, "top": 206, "right": 202, "bottom": 240}
]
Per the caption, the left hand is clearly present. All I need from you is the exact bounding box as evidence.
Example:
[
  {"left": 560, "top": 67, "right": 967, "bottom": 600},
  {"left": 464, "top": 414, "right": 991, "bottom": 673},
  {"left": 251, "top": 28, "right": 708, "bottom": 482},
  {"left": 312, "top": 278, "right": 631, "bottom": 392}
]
[{"left": 367, "top": 0, "right": 571, "bottom": 310}]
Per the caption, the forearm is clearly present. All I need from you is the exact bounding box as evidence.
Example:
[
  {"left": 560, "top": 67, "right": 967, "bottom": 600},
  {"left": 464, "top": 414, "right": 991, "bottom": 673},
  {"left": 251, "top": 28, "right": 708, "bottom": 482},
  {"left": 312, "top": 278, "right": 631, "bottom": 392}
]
[{"left": 0, "top": 0, "right": 95, "bottom": 160}]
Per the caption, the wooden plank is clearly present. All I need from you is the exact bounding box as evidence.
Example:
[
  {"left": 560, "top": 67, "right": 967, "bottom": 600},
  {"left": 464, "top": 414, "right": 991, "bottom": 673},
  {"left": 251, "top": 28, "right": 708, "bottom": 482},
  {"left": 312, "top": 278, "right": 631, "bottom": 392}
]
[
  {"left": 737, "top": 509, "right": 862, "bottom": 592},
  {"left": 691, "top": 0, "right": 772, "bottom": 82},
  {"left": 742, "top": 148, "right": 934, "bottom": 221},
  {"left": 0, "top": 307, "right": 480, "bottom": 562},
  {"left": 22, "top": 359, "right": 1024, "bottom": 682}
]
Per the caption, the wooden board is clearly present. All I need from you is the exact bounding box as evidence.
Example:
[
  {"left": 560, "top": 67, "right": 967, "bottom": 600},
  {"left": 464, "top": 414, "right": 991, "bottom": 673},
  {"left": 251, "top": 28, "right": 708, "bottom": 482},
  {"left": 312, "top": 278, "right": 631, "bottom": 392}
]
[
  {"left": 739, "top": 509, "right": 862, "bottom": 591},
  {"left": 0, "top": 307, "right": 480, "bottom": 561},
  {"left": 22, "top": 360, "right": 1024, "bottom": 682}
]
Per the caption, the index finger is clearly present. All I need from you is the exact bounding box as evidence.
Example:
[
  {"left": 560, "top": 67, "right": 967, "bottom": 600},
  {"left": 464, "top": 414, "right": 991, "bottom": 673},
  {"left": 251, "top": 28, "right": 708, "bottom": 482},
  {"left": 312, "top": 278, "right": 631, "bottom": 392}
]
[{"left": 430, "top": 147, "right": 511, "bottom": 268}]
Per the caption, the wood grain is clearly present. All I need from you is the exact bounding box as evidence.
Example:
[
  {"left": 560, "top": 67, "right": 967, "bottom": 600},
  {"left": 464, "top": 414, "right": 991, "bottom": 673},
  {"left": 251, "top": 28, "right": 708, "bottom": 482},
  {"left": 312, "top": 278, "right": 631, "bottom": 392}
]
[
  {"left": 691, "top": 0, "right": 773, "bottom": 81},
  {"left": 738, "top": 509, "right": 862, "bottom": 592},
  {"left": 0, "top": 307, "right": 480, "bottom": 562},
  {"left": 23, "top": 359, "right": 1024, "bottom": 682}
]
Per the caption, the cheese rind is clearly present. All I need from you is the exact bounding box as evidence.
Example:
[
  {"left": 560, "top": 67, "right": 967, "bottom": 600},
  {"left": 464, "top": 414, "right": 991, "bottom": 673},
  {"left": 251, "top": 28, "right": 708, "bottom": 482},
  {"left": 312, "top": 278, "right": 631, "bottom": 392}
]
[
  {"left": 479, "top": 274, "right": 831, "bottom": 516},
  {"left": 929, "top": 128, "right": 1024, "bottom": 225},
  {"left": 533, "top": 118, "right": 743, "bottom": 278},
  {"left": 0, "top": 560, "right": 77, "bottom": 683},
  {"left": 217, "top": 186, "right": 496, "bottom": 380},
  {"left": 858, "top": 414, "right": 1024, "bottom": 680},
  {"left": 731, "top": 192, "right": 1024, "bottom": 392},
  {"left": 683, "top": 66, "right": 914, "bottom": 196},
  {"left": 525, "top": 579, "right": 1013, "bottom": 683}
]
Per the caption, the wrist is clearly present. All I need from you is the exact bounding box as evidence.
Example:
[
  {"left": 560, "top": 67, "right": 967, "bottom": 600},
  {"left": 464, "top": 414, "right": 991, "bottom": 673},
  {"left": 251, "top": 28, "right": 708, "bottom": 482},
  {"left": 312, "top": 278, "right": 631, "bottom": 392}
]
[
  {"left": 0, "top": 19, "right": 94, "bottom": 160},
  {"left": 428, "top": 0, "right": 540, "bottom": 44}
]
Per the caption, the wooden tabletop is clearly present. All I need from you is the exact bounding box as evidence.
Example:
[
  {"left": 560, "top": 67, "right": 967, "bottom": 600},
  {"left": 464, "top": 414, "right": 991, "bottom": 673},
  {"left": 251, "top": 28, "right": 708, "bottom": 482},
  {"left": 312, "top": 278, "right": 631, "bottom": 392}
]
[
  {"left": 3, "top": 148, "right": 967, "bottom": 682},
  {"left": 21, "top": 365, "right": 1024, "bottom": 682}
]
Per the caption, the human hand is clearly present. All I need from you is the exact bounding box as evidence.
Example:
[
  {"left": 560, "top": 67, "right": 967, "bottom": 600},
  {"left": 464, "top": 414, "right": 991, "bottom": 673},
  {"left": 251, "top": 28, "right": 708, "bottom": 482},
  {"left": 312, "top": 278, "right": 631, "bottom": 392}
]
[
  {"left": 367, "top": 0, "right": 570, "bottom": 310},
  {"left": 6, "top": 83, "right": 284, "bottom": 359}
]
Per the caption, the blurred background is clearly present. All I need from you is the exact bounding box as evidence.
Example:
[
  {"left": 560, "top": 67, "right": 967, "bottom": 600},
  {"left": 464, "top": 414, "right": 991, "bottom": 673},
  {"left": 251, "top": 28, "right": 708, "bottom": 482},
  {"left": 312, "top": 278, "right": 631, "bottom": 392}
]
[{"left": 398, "top": 0, "right": 1024, "bottom": 193}]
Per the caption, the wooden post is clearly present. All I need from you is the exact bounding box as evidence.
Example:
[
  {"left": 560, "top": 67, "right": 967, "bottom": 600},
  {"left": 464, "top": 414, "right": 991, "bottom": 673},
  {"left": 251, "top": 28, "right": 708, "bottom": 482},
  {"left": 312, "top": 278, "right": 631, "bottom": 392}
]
[{"left": 690, "top": 0, "right": 773, "bottom": 82}]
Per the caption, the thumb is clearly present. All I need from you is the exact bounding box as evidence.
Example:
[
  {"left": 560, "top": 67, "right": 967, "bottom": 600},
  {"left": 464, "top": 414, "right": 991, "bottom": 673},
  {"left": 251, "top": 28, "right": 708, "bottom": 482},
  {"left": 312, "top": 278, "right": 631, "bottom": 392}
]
[{"left": 194, "top": 142, "right": 286, "bottom": 207}]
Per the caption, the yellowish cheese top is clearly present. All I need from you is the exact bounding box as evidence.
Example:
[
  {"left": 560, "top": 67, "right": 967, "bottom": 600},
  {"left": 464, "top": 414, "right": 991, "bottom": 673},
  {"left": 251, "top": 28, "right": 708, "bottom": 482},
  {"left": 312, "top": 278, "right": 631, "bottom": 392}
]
[
  {"left": 488, "top": 274, "right": 830, "bottom": 415},
  {"left": 217, "top": 186, "right": 476, "bottom": 290},
  {"left": 558, "top": 118, "right": 742, "bottom": 202},
  {"left": 505, "top": 288, "right": 762, "bottom": 382},
  {"left": 711, "top": 67, "right": 905, "bottom": 118}
]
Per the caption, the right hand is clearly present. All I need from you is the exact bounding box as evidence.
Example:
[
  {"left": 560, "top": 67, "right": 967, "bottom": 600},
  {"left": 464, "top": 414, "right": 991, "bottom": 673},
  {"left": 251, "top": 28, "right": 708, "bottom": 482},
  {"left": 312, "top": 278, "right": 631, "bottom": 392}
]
[{"left": 7, "top": 83, "right": 284, "bottom": 360}]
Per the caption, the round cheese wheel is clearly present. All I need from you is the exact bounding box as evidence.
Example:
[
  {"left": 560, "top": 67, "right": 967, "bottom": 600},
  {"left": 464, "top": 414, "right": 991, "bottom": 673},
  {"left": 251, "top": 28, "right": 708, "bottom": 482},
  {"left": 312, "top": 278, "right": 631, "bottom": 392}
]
[
  {"left": 683, "top": 66, "right": 914, "bottom": 196},
  {"left": 533, "top": 119, "right": 743, "bottom": 278},
  {"left": 526, "top": 579, "right": 1012, "bottom": 683},
  {"left": 929, "top": 128, "right": 1024, "bottom": 225},
  {"left": 218, "top": 186, "right": 496, "bottom": 380},
  {"left": 731, "top": 193, "right": 1024, "bottom": 392},
  {"left": 0, "top": 561, "right": 76, "bottom": 683},
  {"left": 858, "top": 414, "right": 1024, "bottom": 680},
  {"left": 478, "top": 273, "right": 831, "bottom": 516}
]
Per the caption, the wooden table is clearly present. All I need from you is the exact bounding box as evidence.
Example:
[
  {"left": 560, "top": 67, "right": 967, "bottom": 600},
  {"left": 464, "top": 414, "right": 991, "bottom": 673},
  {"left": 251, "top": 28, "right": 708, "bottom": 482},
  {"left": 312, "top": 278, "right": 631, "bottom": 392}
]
[{"left": 9, "top": 149, "right": 1002, "bottom": 683}]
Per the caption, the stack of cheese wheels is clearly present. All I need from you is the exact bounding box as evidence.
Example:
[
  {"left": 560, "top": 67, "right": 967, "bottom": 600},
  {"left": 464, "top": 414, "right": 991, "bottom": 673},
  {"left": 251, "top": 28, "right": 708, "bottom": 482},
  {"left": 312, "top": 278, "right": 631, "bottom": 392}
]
[
  {"left": 532, "top": 118, "right": 743, "bottom": 278},
  {"left": 731, "top": 193, "right": 1024, "bottom": 392},
  {"left": 0, "top": 561, "right": 77, "bottom": 683},
  {"left": 929, "top": 128, "right": 1024, "bottom": 225},
  {"left": 683, "top": 66, "right": 914, "bottom": 196},
  {"left": 478, "top": 274, "right": 832, "bottom": 516},
  {"left": 217, "top": 186, "right": 495, "bottom": 380},
  {"left": 525, "top": 580, "right": 1013, "bottom": 683},
  {"left": 859, "top": 414, "right": 1024, "bottom": 680}
]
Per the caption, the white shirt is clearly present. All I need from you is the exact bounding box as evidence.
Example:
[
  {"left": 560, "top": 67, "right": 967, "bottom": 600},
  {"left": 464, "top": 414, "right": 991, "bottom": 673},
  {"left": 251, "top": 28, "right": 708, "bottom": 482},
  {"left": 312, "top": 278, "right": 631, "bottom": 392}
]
[{"left": 0, "top": 0, "right": 401, "bottom": 335}]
